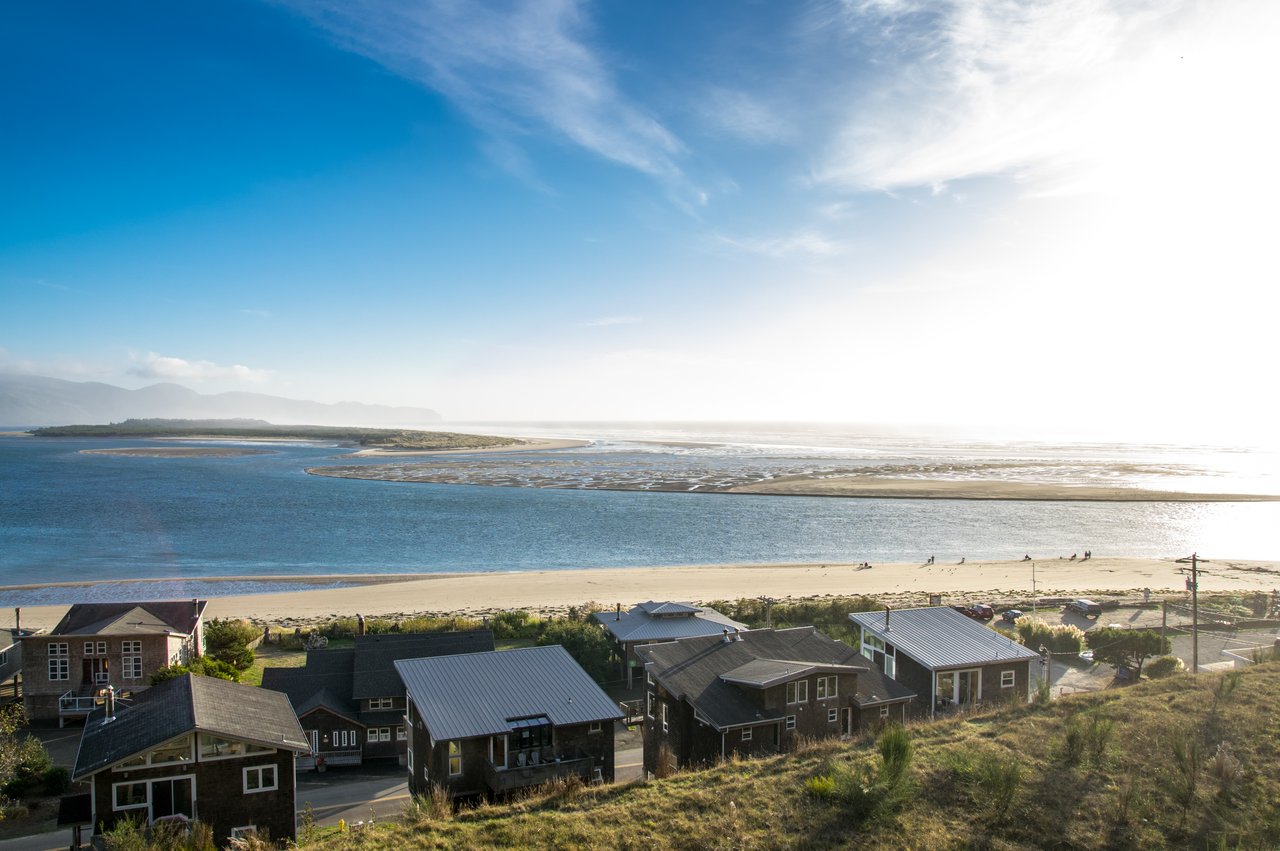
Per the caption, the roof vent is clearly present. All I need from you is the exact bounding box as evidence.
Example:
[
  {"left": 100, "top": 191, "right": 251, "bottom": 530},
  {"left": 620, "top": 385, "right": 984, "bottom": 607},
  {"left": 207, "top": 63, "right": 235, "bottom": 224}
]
[
  {"left": 734, "top": 628, "right": 743, "bottom": 642},
  {"left": 884, "top": 606, "right": 891, "bottom": 631},
  {"left": 722, "top": 628, "right": 731, "bottom": 643}
]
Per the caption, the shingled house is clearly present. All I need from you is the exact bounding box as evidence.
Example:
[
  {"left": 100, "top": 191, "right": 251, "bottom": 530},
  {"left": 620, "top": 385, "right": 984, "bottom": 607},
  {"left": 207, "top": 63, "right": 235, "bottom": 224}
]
[
  {"left": 397, "top": 645, "right": 623, "bottom": 797},
  {"left": 21, "top": 600, "right": 206, "bottom": 723},
  {"left": 261, "top": 630, "right": 494, "bottom": 770},
  {"left": 71, "top": 674, "right": 309, "bottom": 846},
  {"left": 636, "top": 627, "right": 914, "bottom": 774},
  {"left": 592, "top": 601, "right": 747, "bottom": 688},
  {"left": 849, "top": 607, "right": 1041, "bottom": 717}
]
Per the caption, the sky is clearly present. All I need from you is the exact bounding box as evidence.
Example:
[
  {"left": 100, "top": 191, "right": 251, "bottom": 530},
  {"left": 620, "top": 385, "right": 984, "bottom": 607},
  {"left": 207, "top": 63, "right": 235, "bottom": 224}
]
[{"left": 1, "top": 0, "right": 1277, "bottom": 442}]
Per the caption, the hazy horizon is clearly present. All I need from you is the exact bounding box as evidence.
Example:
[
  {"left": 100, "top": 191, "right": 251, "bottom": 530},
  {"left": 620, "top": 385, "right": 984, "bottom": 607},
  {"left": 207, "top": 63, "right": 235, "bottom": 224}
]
[{"left": 3, "top": 1, "right": 1277, "bottom": 445}]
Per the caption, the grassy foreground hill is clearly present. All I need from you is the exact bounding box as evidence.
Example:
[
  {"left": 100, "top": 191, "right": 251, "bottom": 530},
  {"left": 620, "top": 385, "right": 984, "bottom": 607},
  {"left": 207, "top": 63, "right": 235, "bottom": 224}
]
[
  {"left": 30, "top": 419, "right": 521, "bottom": 451},
  {"left": 308, "top": 663, "right": 1280, "bottom": 851}
]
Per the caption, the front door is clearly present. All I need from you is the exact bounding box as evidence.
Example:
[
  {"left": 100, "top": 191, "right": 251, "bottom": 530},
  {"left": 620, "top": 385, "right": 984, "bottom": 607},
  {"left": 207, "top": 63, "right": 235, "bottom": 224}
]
[
  {"left": 840, "top": 708, "right": 853, "bottom": 736},
  {"left": 151, "top": 777, "right": 194, "bottom": 821},
  {"left": 81, "top": 657, "right": 109, "bottom": 684}
]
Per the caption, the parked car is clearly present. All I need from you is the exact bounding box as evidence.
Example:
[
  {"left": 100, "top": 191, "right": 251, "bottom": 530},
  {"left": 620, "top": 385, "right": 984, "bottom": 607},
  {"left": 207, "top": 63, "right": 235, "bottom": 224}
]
[
  {"left": 1067, "top": 598, "right": 1103, "bottom": 617},
  {"left": 1001, "top": 609, "right": 1023, "bottom": 624},
  {"left": 968, "top": 604, "right": 995, "bottom": 620}
]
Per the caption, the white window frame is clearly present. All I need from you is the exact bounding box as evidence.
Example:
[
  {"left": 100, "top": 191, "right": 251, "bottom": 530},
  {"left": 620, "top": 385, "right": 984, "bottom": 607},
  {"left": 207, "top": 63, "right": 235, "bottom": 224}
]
[
  {"left": 379, "top": 727, "right": 391, "bottom": 742},
  {"left": 367, "top": 728, "right": 379, "bottom": 744},
  {"left": 49, "top": 642, "right": 68, "bottom": 656},
  {"left": 816, "top": 676, "right": 838, "bottom": 700},
  {"left": 112, "top": 781, "right": 149, "bottom": 811},
  {"left": 785, "top": 715, "right": 796, "bottom": 730},
  {"left": 589, "top": 722, "right": 602, "bottom": 734},
  {"left": 827, "top": 709, "right": 838, "bottom": 723},
  {"left": 369, "top": 697, "right": 394, "bottom": 710},
  {"left": 786, "top": 680, "right": 808, "bottom": 704},
  {"left": 406, "top": 746, "right": 413, "bottom": 774},
  {"left": 1000, "top": 670, "right": 1016, "bottom": 688},
  {"left": 741, "top": 727, "right": 752, "bottom": 742},
  {"left": 84, "top": 640, "right": 107, "bottom": 656},
  {"left": 242, "top": 764, "right": 277, "bottom": 794},
  {"left": 660, "top": 701, "right": 668, "bottom": 733},
  {"left": 48, "top": 656, "right": 68, "bottom": 681},
  {"left": 122, "top": 639, "right": 142, "bottom": 653},
  {"left": 447, "top": 741, "right": 462, "bottom": 776},
  {"left": 646, "top": 692, "right": 656, "bottom": 718},
  {"left": 396, "top": 727, "right": 406, "bottom": 741},
  {"left": 880, "top": 706, "right": 891, "bottom": 718},
  {"left": 122, "top": 656, "right": 143, "bottom": 679}
]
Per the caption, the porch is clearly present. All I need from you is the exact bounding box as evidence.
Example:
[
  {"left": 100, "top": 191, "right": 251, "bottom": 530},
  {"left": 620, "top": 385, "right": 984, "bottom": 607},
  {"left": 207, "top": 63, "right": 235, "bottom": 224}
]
[{"left": 481, "top": 753, "right": 597, "bottom": 793}]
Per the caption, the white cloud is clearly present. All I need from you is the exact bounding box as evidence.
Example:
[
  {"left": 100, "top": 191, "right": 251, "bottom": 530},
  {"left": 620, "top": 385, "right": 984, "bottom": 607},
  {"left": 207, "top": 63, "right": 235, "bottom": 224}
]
[
  {"left": 128, "top": 352, "right": 270, "bottom": 383},
  {"left": 286, "top": 0, "right": 685, "bottom": 179},
  {"left": 715, "top": 230, "right": 843, "bottom": 258},
  {"left": 699, "top": 87, "right": 793, "bottom": 144},
  {"left": 582, "top": 316, "right": 642, "bottom": 327}
]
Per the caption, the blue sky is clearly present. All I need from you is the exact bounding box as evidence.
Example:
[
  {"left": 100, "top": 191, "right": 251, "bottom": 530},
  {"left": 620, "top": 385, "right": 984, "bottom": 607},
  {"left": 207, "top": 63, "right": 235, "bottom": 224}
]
[{"left": 1, "top": 0, "right": 1276, "bottom": 440}]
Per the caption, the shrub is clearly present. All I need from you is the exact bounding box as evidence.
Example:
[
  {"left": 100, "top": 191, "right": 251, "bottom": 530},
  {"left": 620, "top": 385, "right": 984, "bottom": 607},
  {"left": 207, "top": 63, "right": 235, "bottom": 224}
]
[
  {"left": 1061, "top": 716, "right": 1086, "bottom": 766},
  {"left": 150, "top": 656, "right": 240, "bottom": 685},
  {"left": 42, "top": 765, "right": 69, "bottom": 795},
  {"left": 1014, "top": 616, "right": 1085, "bottom": 655},
  {"left": 804, "top": 773, "right": 839, "bottom": 799},
  {"left": 973, "top": 751, "right": 1022, "bottom": 821},
  {"left": 1146, "top": 655, "right": 1185, "bottom": 679},
  {"left": 203, "top": 619, "right": 258, "bottom": 670},
  {"left": 537, "top": 619, "right": 613, "bottom": 683}
]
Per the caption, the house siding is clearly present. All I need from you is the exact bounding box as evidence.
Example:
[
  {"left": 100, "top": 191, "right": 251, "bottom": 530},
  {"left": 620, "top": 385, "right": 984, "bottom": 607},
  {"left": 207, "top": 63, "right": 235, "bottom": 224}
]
[
  {"left": 299, "top": 708, "right": 363, "bottom": 767},
  {"left": 888, "top": 653, "right": 935, "bottom": 717},
  {"left": 22, "top": 633, "right": 181, "bottom": 721}
]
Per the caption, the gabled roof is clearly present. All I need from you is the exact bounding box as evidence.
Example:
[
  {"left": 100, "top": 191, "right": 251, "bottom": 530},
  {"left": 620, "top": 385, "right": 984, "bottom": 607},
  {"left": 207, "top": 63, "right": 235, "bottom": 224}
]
[
  {"left": 73, "top": 674, "right": 309, "bottom": 779},
  {"left": 592, "top": 602, "right": 746, "bottom": 643},
  {"left": 352, "top": 630, "right": 495, "bottom": 699},
  {"left": 51, "top": 601, "right": 206, "bottom": 637},
  {"left": 396, "top": 646, "right": 622, "bottom": 743},
  {"left": 636, "top": 627, "right": 871, "bottom": 730},
  {"left": 849, "top": 607, "right": 1041, "bottom": 671},
  {"left": 261, "top": 648, "right": 358, "bottom": 722},
  {"left": 853, "top": 664, "right": 916, "bottom": 706}
]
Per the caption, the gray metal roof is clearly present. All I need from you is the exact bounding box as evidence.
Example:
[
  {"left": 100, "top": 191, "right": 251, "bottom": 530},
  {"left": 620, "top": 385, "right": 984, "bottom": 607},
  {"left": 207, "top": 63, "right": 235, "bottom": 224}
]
[
  {"left": 849, "top": 607, "right": 1040, "bottom": 670},
  {"left": 395, "top": 646, "right": 623, "bottom": 743},
  {"left": 73, "top": 674, "right": 309, "bottom": 779},
  {"left": 593, "top": 603, "right": 746, "bottom": 643},
  {"left": 636, "top": 627, "right": 874, "bottom": 729}
]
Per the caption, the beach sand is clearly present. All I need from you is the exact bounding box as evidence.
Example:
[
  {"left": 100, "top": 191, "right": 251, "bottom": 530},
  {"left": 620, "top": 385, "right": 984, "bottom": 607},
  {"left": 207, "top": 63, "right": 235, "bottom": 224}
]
[
  {"left": 729, "top": 477, "right": 1280, "bottom": 502},
  {"left": 10, "top": 557, "right": 1279, "bottom": 631}
]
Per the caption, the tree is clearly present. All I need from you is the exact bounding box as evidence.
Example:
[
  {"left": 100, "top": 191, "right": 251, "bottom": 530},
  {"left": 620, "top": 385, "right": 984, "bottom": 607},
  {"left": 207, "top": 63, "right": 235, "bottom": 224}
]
[
  {"left": 537, "top": 619, "right": 614, "bottom": 684},
  {"left": 1085, "top": 627, "right": 1170, "bottom": 678},
  {"left": 0, "top": 703, "right": 54, "bottom": 800},
  {"left": 203, "top": 618, "right": 257, "bottom": 670}
]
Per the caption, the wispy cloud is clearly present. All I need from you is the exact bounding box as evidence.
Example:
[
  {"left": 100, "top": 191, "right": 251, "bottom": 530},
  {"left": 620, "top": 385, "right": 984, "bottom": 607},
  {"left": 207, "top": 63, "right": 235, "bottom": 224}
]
[
  {"left": 815, "top": 0, "right": 1194, "bottom": 194},
  {"left": 582, "top": 315, "right": 642, "bottom": 327},
  {"left": 699, "top": 87, "right": 793, "bottom": 144},
  {"left": 715, "top": 230, "right": 843, "bottom": 259},
  {"left": 128, "top": 352, "right": 270, "bottom": 383},
  {"left": 285, "top": 0, "right": 684, "bottom": 180}
]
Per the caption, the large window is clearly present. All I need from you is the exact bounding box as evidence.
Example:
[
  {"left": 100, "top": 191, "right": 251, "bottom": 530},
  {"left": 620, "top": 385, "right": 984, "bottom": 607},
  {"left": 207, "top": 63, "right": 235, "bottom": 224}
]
[
  {"left": 447, "top": 741, "right": 462, "bottom": 776},
  {"left": 113, "top": 782, "right": 148, "bottom": 811},
  {"left": 243, "top": 765, "right": 277, "bottom": 793},
  {"left": 48, "top": 643, "right": 69, "bottom": 681},
  {"left": 123, "top": 656, "right": 143, "bottom": 679},
  {"left": 122, "top": 640, "right": 142, "bottom": 653},
  {"left": 149, "top": 735, "right": 194, "bottom": 766},
  {"left": 785, "top": 680, "right": 808, "bottom": 704},
  {"left": 199, "top": 734, "right": 272, "bottom": 760},
  {"left": 366, "top": 727, "right": 391, "bottom": 743},
  {"left": 816, "top": 676, "right": 838, "bottom": 700}
]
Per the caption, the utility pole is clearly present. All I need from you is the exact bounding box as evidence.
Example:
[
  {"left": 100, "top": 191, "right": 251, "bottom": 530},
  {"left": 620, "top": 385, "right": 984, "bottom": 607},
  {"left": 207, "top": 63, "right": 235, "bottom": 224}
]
[
  {"left": 1191, "top": 552, "right": 1200, "bottom": 675},
  {"left": 1161, "top": 599, "right": 1167, "bottom": 645},
  {"left": 1031, "top": 562, "right": 1037, "bottom": 615},
  {"left": 758, "top": 596, "right": 776, "bottom": 629}
]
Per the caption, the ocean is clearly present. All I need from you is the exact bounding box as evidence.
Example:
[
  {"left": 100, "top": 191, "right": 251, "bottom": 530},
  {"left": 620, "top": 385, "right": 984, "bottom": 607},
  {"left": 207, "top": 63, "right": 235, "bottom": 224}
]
[{"left": 1, "top": 426, "right": 1277, "bottom": 606}]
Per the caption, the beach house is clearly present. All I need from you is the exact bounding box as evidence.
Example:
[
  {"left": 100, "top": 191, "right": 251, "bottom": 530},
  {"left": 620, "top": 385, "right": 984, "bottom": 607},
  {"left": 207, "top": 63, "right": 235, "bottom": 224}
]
[
  {"left": 20, "top": 600, "right": 206, "bottom": 723},
  {"left": 849, "top": 607, "right": 1042, "bottom": 717},
  {"left": 636, "top": 627, "right": 915, "bottom": 775},
  {"left": 396, "top": 645, "right": 623, "bottom": 797},
  {"left": 262, "top": 629, "right": 494, "bottom": 770},
  {"left": 70, "top": 673, "right": 309, "bottom": 846},
  {"left": 593, "top": 601, "right": 747, "bottom": 688}
]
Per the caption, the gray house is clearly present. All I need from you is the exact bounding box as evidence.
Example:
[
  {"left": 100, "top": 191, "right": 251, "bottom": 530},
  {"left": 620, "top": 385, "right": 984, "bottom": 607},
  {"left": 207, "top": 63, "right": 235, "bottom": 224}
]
[
  {"left": 397, "top": 645, "right": 622, "bottom": 798},
  {"left": 849, "top": 607, "right": 1041, "bottom": 717},
  {"left": 593, "top": 601, "right": 747, "bottom": 688}
]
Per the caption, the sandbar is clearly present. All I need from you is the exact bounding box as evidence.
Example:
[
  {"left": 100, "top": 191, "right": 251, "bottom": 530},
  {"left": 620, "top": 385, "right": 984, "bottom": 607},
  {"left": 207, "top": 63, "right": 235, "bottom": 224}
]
[
  {"left": 729, "top": 477, "right": 1280, "bottom": 502},
  {"left": 347, "top": 437, "right": 589, "bottom": 457},
  {"left": 8, "top": 556, "right": 1278, "bottom": 632}
]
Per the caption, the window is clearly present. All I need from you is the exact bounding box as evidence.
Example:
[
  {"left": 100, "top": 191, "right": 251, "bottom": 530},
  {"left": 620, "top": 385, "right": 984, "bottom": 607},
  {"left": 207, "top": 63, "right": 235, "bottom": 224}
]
[
  {"left": 84, "top": 641, "right": 106, "bottom": 655},
  {"left": 589, "top": 722, "right": 602, "bottom": 734},
  {"left": 123, "top": 656, "right": 143, "bottom": 679},
  {"left": 1000, "top": 670, "right": 1016, "bottom": 688},
  {"left": 0, "top": 650, "right": 7, "bottom": 666},
  {"left": 880, "top": 706, "right": 891, "bottom": 718},
  {"left": 367, "top": 728, "right": 379, "bottom": 744},
  {"left": 122, "top": 640, "right": 142, "bottom": 653},
  {"left": 785, "top": 715, "right": 796, "bottom": 730},
  {"left": 646, "top": 670, "right": 654, "bottom": 686},
  {"left": 816, "top": 676, "right": 838, "bottom": 700},
  {"left": 785, "top": 680, "right": 808, "bottom": 704},
  {"left": 148, "top": 735, "right": 193, "bottom": 765},
  {"left": 646, "top": 692, "right": 656, "bottom": 718},
  {"left": 243, "top": 765, "right": 277, "bottom": 793},
  {"left": 48, "top": 643, "right": 69, "bottom": 681},
  {"left": 660, "top": 701, "right": 668, "bottom": 733},
  {"left": 369, "top": 697, "right": 394, "bottom": 710},
  {"left": 827, "top": 709, "right": 838, "bottom": 723},
  {"left": 447, "top": 741, "right": 462, "bottom": 776},
  {"left": 200, "top": 734, "right": 272, "bottom": 760},
  {"left": 741, "top": 727, "right": 752, "bottom": 742},
  {"left": 378, "top": 728, "right": 391, "bottom": 742},
  {"left": 406, "top": 746, "right": 413, "bottom": 774},
  {"left": 397, "top": 727, "right": 406, "bottom": 741},
  {"left": 113, "top": 782, "right": 148, "bottom": 810}
]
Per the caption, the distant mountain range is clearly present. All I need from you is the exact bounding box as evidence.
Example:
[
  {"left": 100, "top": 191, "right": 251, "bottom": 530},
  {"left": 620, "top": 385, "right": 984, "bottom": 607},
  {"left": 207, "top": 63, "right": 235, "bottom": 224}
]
[{"left": 0, "top": 374, "right": 442, "bottom": 428}]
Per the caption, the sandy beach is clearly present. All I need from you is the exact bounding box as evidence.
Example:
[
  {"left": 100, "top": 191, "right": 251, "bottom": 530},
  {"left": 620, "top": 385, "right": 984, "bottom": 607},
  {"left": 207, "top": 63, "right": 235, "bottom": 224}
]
[
  {"left": 729, "top": 477, "right": 1280, "bottom": 502},
  {"left": 9, "top": 556, "right": 1278, "bottom": 632}
]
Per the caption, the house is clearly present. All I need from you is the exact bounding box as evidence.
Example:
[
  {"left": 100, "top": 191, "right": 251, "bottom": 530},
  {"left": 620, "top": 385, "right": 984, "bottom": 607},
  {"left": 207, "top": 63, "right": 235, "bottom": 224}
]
[
  {"left": 261, "top": 629, "right": 494, "bottom": 770},
  {"left": 849, "top": 607, "right": 1042, "bottom": 717},
  {"left": 71, "top": 673, "right": 309, "bottom": 846},
  {"left": 0, "top": 629, "right": 25, "bottom": 698},
  {"left": 636, "top": 627, "right": 914, "bottom": 775},
  {"left": 396, "top": 645, "right": 623, "bottom": 797},
  {"left": 20, "top": 600, "right": 207, "bottom": 723},
  {"left": 592, "top": 601, "right": 747, "bottom": 688}
]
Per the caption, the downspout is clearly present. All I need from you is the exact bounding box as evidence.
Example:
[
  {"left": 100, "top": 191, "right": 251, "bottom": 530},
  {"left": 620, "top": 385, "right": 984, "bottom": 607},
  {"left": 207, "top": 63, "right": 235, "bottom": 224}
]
[{"left": 930, "top": 671, "right": 936, "bottom": 720}]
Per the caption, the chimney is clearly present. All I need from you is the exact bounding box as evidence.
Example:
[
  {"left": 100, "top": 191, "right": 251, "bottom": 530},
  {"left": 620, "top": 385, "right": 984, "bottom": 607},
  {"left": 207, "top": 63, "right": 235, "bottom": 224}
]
[
  {"left": 734, "top": 628, "right": 743, "bottom": 642},
  {"left": 13, "top": 608, "right": 19, "bottom": 636},
  {"left": 722, "top": 628, "right": 731, "bottom": 643},
  {"left": 884, "top": 606, "right": 891, "bottom": 631},
  {"left": 105, "top": 686, "right": 116, "bottom": 722},
  {"left": 357, "top": 614, "right": 366, "bottom": 636},
  {"left": 615, "top": 603, "right": 621, "bottom": 622}
]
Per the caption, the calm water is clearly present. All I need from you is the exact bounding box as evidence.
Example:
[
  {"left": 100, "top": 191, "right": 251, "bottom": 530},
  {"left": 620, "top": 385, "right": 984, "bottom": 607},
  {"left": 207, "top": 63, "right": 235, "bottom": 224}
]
[{"left": 2, "top": 432, "right": 1277, "bottom": 604}]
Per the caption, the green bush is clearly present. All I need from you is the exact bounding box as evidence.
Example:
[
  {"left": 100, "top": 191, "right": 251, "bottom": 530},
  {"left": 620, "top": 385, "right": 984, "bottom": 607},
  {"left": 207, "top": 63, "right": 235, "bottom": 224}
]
[
  {"left": 204, "top": 618, "right": 258, "bottom": 670},
  {"left": 43, "top": 765, "right": 69, "bottom": 795},
  {"left": 150, "top": 656, "right": 240, "bottom": 685},
  {"left": 1146, "top": 655, "right": 1186, "bottom": 679},
  {"left": 537, "top": 619, "right": 614, "bottom": 684}
]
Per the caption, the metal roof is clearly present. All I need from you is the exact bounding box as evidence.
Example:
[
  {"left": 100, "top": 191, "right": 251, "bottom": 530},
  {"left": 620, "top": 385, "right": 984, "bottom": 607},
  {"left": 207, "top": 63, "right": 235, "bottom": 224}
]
[
  {"left": 593, "top": 603, "right": 746, "bottom": 643},
  {"left": 73, "top": 674, "right": 309, "bottom": 779},
  {"left": 849, "top": 607, "right": 1040, "bottom": 670},
  {"left": 395, "top": 646, "right": 623, "bottom": 743}
]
